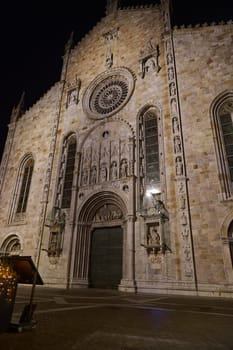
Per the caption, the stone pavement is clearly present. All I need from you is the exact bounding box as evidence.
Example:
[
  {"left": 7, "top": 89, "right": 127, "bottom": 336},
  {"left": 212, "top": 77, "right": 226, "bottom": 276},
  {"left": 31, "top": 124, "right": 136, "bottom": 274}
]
[{"left": 1, "top": 285, "right": 233, "bottom": 349}]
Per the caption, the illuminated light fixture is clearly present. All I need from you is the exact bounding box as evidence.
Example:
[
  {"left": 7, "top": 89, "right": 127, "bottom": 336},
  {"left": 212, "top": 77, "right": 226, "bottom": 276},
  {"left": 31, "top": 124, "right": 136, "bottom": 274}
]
[{"left": 0, "top": 260, "right": 17, "bottom": 303}]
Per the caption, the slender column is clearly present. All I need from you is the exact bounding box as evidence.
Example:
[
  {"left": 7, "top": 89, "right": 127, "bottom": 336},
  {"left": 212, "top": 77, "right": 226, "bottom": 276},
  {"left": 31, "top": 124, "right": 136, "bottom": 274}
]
[
  {"left": 71, "top": 223, "right": 91, "bottom": 288},
  {"left": 161, "top": 0, "right": 197, "bottom": 288},
  {"left": 119, "top": 215, "right": 136, "bottom": 292}
]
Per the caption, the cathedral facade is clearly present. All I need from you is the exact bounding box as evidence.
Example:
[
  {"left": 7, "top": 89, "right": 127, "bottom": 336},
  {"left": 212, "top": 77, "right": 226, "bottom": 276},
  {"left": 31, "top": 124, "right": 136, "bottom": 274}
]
[{"left": 0, "top": 0, "right": 233, "bottom": 297}]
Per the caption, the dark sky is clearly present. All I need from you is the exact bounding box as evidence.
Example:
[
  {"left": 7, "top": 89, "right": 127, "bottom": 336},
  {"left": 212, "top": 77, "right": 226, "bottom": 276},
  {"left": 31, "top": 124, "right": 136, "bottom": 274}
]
[{"left": 0, "top": 0, "right": 232, "bottom": 159}]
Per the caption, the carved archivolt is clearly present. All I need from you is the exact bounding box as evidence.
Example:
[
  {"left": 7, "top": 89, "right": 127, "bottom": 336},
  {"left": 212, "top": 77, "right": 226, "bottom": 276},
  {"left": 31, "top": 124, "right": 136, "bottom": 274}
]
[{"left": 93, "top": 204, "right": 123, "bottom": 223}]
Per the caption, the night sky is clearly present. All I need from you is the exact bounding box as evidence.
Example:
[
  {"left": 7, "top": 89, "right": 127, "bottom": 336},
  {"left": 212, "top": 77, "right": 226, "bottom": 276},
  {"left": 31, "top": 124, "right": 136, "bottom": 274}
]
[{"left": 0, "top": 0, "right": 232, "bottom": 159}]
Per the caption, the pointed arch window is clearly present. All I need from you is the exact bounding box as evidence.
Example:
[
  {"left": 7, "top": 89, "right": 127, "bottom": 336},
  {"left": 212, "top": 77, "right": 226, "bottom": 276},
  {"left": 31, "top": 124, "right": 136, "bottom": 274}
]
[
  {"left": 56, "top": 134, "right": 77, "bottom": 209},
  {"left": 16, "top": 158, "right": 34, "bottom": 213},
  {"left": 144, "top": 110, "right": 160, "bottom": 186},
  {"left": 8, "top": 154, "right": 34, "bottom": 223},
  {"left": 211, "top": 92, "right": 233, "bottom": 199},
  {"left": 138, "top": 106, "right": 161, "bottom": 207},
  {"left": 220, "top": 112, "right": 233, "bottom": 181}
]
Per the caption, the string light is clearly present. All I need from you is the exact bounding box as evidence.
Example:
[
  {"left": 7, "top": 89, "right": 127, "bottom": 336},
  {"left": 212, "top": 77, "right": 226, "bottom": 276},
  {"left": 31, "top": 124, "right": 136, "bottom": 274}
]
[{"left": 0, "top": 260, "right": 17, "bottom": 303}]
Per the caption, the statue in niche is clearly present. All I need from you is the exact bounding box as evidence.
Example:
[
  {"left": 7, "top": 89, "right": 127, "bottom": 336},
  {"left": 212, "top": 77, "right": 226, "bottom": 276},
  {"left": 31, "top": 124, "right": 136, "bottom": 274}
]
[
  {"left": 174, "top": 135, "right": 181, "bottom": 153},
  {"left": 84, "top": 147, "right": 91, "bottom": 164},
  {"left": 105, "top": 50, "right": 113, "bottom": 69},
  {"left": 172, "top": 117, "right": 179, "bottom": 133},
  {"left": 66, "top": 77, "right": 81, "bottom": 108},
  {"left": 171, "top": 98, "right": 178, "bottom": 115},
  {"left": 111, "top": 161, "right": 118, "bottom": 180},
  {"left": 147, "top": 225, "right": 160, "bottom": 247},
  {"left": 90, "top": 166, "right": 97, "bottom": 184},
  {"left": 103, "top": 27, "right": 119, "bottom": 43},
  {"left": 139, "top": 40, "right": 161, "bottom": 79},
  {"left": 92, "top": 147, "right": 98, "bottom": 162},
  {"left": 67, "top": 89, "right": 77, "bottom": 106},
  {"left": 103, "top": 28, "right": 118, "bottom": 69},
  {"left": 111, "top": 143, "right": 118, "bottom": 157},
  {"left": 82, "top": 169, "right": 88, "bottom": 186},
  {"left": 182, "top": 228, "right": 189, "bottom": 239},
  {"left": 168, "top": 67, "right": 174, "bottom": 81},
  {"left": 101, "top": 144, "right": 109, "bottom": 159},
  {"left": 179, "top": 181, "right": 185, "bottom": 193},
  {"left": 184, "top": 246, "right": 191, "bottom": 261},
  {"left": 176, "top": 156, "right": 183, "bottom": 176},
  {"left": 100, "top": 164, "right": 107, "bottom": 182},
  {"left": 181, "top": 212, "right": 188, "bottom": 226},
  {"left": 144, "top": 56, "right": 159, "bottom": 74},
  {"left": 179, "top": 195, "right": 186, "bottom": 210},
  {"left": 169, "top": 82, "right": 176, "bottom": 96},
  {"left": 120, "top": 159, "right": 128, "bottom": 177},
  {"left": 167, "top": 53, "right": 173, "bottom": 65}
]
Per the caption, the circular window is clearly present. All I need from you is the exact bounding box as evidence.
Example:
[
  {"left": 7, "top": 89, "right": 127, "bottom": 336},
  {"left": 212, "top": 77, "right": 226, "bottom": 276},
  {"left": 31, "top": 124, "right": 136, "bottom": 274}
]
[{"left": 83, "top": 67, "right": 135, "bottom": 119}]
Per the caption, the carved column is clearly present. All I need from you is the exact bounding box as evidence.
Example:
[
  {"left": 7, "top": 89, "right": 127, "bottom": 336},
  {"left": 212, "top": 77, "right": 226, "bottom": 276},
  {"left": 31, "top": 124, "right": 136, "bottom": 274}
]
[
  {"left": 161, "top": 0, "right": 197, "bottom": 288},
  {"left": 72, "top": 223, "right": 91, "bottom": 288},
  {"left": 119, "top": 215, "right": 136, "bottom": 292}
]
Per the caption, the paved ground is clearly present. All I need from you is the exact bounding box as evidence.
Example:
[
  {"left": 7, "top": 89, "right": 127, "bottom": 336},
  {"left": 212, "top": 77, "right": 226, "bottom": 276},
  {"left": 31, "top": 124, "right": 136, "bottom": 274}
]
[{"left": 1, "top": 285, "right": 233, "bottom": 349}]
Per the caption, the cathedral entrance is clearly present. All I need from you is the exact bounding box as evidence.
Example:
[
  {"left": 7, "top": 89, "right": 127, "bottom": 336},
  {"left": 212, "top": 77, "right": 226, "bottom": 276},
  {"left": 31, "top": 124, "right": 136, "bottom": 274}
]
[{"left": 89, "top": 226, "right": 123, "bottom": 289}]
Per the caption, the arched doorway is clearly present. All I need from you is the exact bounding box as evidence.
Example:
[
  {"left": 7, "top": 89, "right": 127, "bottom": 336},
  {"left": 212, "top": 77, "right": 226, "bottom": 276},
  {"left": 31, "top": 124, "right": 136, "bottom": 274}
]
[
  {"left": 71, "top": 191, "right": 129, "bottom": 290},
  {"left": 89, "top": 226, "right": 123, "bottom": 289}
]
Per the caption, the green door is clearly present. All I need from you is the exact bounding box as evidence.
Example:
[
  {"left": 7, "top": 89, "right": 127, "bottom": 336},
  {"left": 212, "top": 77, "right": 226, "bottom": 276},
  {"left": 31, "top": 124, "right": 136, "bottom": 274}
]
[{"left": 89, "top": 226, "right": 123, "bottom": 289}]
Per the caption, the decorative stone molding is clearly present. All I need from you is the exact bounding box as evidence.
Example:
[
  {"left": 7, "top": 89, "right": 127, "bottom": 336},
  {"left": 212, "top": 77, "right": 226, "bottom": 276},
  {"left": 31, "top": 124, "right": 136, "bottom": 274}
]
[
  {"left": 103, "top": 27, "right": 119, "bottom": 69},
  {"left": 66, "top": 76, "right": 81, "bottom": 108},
  {"left": 139, "top": 40, "right": 161, "bottom": 79}
]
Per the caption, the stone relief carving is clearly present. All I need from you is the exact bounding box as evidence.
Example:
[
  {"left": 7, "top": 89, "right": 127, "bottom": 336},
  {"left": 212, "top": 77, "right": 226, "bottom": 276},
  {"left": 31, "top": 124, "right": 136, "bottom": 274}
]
[
  {"left": 139, "top": 40, "right": 161, "bottom": 79},
  {"left": 168, "top": 67, "right": 174, "bottom": 81},
  {"left": 174, "top": 135, "right": 181, "bottom": 153},
  {"left": 169, "top": 82, "right": 176, "bottom": 96},
  {"left": 93, "top": 204, "right": 123, "bottom": 222},
  {"left": 110, "top": 161, "right": 118, "bottom": 180},
  {"left": 66, "top": 76, "right": 81, "bottom": 108},
  {"left": 79, "top": 124, "right": 133, "bottom": 188},
  {"left": 103, "top": 27, "right": 119, "bottom": 69},
  {"left": 175, "top": 156, "right": 183, "bottom": 176},
  {"left": 172, "top": 116, "right": 179, "bottom": 133},
  {"left": 120, "top": 159, "right": 128, "bottom": 178}
]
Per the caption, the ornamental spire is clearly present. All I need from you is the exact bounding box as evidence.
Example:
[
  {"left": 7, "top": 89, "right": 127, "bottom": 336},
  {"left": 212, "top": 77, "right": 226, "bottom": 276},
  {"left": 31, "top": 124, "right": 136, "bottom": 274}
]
[{"left": 106, "top": 0, "right": 119, "bottom": 16}]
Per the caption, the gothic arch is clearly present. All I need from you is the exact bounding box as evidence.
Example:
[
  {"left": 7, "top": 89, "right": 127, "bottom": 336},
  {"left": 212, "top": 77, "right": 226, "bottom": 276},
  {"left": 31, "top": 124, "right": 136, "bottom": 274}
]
[
  {"left": 78, "top": 190, "right": 127, "bottom": 223},
  {"left": 210, "top": 89, "right": 233, "bottom": 199},
  {"left": 8, "top": 152, "right": 34, "bottom": 223},
  {"left": 55, "top": 132, "right": 77, "bottom": 208},
  {"left": 0, "top": 234, "right": 22, "bottom": 256},
  {"left": 136, "top": 102, "right": 165, "bottom": 209},
  {"left": 70, "top": 190, "right": 128, "bottom": 288},
  {"left": 220, "top": 211, "right": 233, "bottom": 281},
  {"left": 77, "top": 118, "right": 135, "bottom": 188}
]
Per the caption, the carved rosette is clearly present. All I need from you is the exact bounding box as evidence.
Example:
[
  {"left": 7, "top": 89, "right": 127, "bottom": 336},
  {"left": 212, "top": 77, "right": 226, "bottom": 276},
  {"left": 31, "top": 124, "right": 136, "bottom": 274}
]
[{"left": 82, "top": 67, "right": 136, "bottom": 119}]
